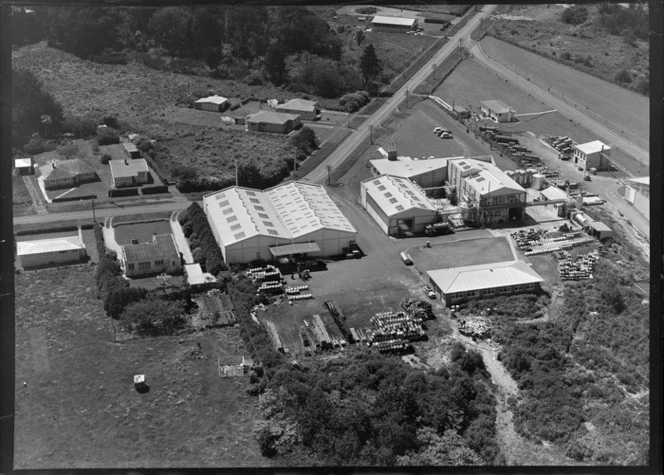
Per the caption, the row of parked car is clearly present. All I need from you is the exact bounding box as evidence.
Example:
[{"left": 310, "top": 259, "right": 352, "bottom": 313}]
[{"left": 433, "top": 127, "right": 453, "bottom": 139}]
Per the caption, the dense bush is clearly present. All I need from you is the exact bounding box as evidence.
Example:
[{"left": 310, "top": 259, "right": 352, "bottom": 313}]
[
  {"left": 290, "top": 126, "right": 317, "bottom": 160},
  {"left": 96, "top": 129, "right": 120, "bottom": 145},
  {"left": 337, "top": 90, "right": 371, "bottom": 113},
  {"left": 120, "top": 295, "right": 187, "bottom": 336},
  {"left": 561, "top": 5, "right": 588, "bottom": 25},
  {"left": 179, "top": 202, "right": 227, "bottom": 275},
  {"left": 62, "top": 115, "right": 98, "bottom": 138},
  {"left": 101, "top": 153, "right": 112, "bottom": 164}
]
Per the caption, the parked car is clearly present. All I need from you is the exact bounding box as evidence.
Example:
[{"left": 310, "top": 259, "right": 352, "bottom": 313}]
[
  {"left": 423, "top": 285, "right": 437, "bottom": 299},
  {"left": 400, "top": 252, "right": 413, "bottom": 265},
  {"left": 433, "top": 127, "right": 443, "bottom": 135}
]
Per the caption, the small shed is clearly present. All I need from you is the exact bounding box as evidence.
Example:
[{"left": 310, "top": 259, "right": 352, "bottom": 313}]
[
  {"left": 194, "top": 95, "right": 229, "bottom": 112},
  {"left": 587, "top": 221, "right": 613, "bottom": 240},
  {"left": 133, "top": 374, "right": 148, "bottom": 392},
  {"left": 14, "top": 157, "right": 34, "bottom": 175},
  {"left": 453, "top": 105, "right": 469, "bottom": 119}
]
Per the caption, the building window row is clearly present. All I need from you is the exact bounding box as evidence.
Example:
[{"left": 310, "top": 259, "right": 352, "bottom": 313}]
[{"left": 138, "top": 262, "right": 150, "bottom": 270}]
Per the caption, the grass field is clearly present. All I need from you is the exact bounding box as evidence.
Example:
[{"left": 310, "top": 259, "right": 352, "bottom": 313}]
[
  {"left": 12, "top": 174, "right": 34, "bottom": 215},
  {"left": 14, "top": 266, "right": 269, "bottom": 468},
  {"left": 479, "top": 36, "right": 649, "bottom": 152},
  {"left": 487, "top": 4, "right": 648, "bottom": 97},
  {"left": 113, "top": 220, "right": 172, "bottom": 245},
  {"left": 409, "top": 237, "right": 515, "bottom": 272}
]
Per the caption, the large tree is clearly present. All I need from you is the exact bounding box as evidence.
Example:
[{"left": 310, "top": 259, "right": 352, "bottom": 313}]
[
  {"left": 359, "top": 43, "right": 381, "bottom": 85},
  {"left": 264, "top": 42, "right": 287, "bottom": 85}
]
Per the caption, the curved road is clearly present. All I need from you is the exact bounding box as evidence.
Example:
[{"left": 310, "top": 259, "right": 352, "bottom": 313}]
[
  {"left": 469, "top": 41, "right": 649, "bottom": 167},
  {"left": 304, "top": 5, "right": 498, "bottom": 184}
]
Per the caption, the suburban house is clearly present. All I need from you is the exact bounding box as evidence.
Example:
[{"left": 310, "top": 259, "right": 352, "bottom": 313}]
[
  {"left": 360, "top": 174, "right": 438, "bottom": 236},
  {"left": 122, "top": 141, "right": 141, "bottom": 159},
  {"left": 480, "top": 100, "right": 515, "bottom": 123},
  {"left": 17, "top": 234, "right": 87, "bottom": 268},
  {"left": 371, "top": 15, "right": 418, "bottom": 32},
  {"left": 14, "top": 157, "right": 34, "bottom": 175},
  {"left": 120, "top": 234, "right": 182, "bottom": 278},
  {"left": 246, "top": 111, "right": 301, "bottom": 134},
  {"left": 109, "top": 158, "right": 150, "bottom": 188},
  {"left": 427, "top": 260, "right": 544, "bottom": 306},
  {"left": 572, "top": 140, "right": 611, "bottom": 171},
  {"left": 447, "top": 158, "right": 527, "bottom": 225},
  {"left": 194, "top": 95, "right": 229, "bottom": 112},
  {"left": 203, "top": 181, "right": 357, "bottom": 264},
  {"left": 624, "top": 176, "right": 649, "bottom": 219},
  {"left": 276, "top": 98, "right": 319, "bottom": 120},
  {"left": 39, "top": 159, "right": 99, "bottom": 190}
]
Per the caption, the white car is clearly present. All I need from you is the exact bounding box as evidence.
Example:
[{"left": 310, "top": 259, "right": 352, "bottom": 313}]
[
  {"left": 433, "top": 127, "right": 443, "bottom": 135},
  {"left": 423, "top": 285, "right": 437, "bottom": 299}
]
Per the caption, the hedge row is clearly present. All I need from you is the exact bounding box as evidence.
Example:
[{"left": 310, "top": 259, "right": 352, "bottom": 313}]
[
  {"left": 179, "top": 202, "right": 227, "bottom": 275},
  {"left": 15, "top": 225, "right": 78, "bottom": 236},
  {"left": 141, "top": 185, "right": 169, "bottom": 195},
  {"left": 109, "top": 188, "right": 139, "bottom": 197}
]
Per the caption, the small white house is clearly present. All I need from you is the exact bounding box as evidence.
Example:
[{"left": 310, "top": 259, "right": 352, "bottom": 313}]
[
  {"left": 17, "top": 235, "right": 87, "bottom": 268},
  {"left": 573, "top": 140, "right": 611, "bottom": 171},
  {"left": 480, "top": 100, "right": 515, "bottom": 123},
  {"left": 109, "top": 159, "right": 150, "bottom": 188},
  {"left": 194, "top": 95, "right": 229, "bottom": 112}
]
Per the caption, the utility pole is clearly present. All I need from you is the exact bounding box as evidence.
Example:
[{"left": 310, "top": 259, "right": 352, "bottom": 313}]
[
  {"left": 405, "top": 88, "right": 409, "bottom": 108},
  {"left": 370, "top": 124, "right": 373, "bottom": 144},
  {"left": 91, "top": 196, "right": 96, "bottom": 222},
  {"left": 326, "top": 165, "right": 331, "bottom": 186},
  {"left": 235, "top": 159, "right": 239, "bottom": 186}
]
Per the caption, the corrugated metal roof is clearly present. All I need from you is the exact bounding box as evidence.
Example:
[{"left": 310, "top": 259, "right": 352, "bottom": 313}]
[
  {"left": 269, "top": 242, "right": 320, "bottom": 257},
  {"left": 480, "top": 100, "right": 512, "bottom": 114},
  {"left": 427, "top": 260, "right": 544, "bottom": 294},
  {"left": 589, "top": 221, "right": 612, "bottom": 232},
  {"left": 540, "top": 186, "right": 569, "bottom": 201},
  {"left": 17, "top": 235, "right": 84, "bottom": 256},
  {"left": 122, "top": 234, "right": 179, "bottom": 263},
  {"left": 371, "top": 15, "right": 417, "bottom": 27},
  {"left": 362, "top": 174, "right": 436, "bottom": 217},
  {"left": 450, "top": 158, "right": 524, "bottom": 195},
  {"left": 370, "top": 157, "right": 452, "bottom": 179},
  {"left": 574, "top": 140, "right": 610, "bottom": 155},
  {"left": 204, "top": 181, "right": 356, "bottom": 248},
  {"left": 109, "top": 159, "right": 149, "bottom": 179},
  {"left": 195, "top": 95, "right": 228, "bottom": 105},
  {"left": 276, "top": 99, "right": 317, "bottom": 112},
  {"left": 246, "top": 110, "right": 299, "bottom": 125}
]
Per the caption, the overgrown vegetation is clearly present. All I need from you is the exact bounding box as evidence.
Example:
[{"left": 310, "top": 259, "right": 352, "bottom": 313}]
[
  {"left": 178, "top": 203, "right": 228, "bottom": 276},
  {"left": 255, "top": 346, "right": 501, "bottom": 466}
]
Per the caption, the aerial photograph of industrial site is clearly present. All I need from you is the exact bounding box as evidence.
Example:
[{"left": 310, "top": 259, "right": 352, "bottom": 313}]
[{"left": 4, "top": 2, "right": 653, "bottom": 469}]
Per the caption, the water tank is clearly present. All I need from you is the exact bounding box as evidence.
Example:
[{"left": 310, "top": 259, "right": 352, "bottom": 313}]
[
  {"left": 532, "top": 173, "right": 546, "bottom": 191},
  {"left": 515, "top": 169, "right": 526, "bottom": 185},
  {"left": 590, "top": 167, "right": 597, "bottom": 175},
  {"left": 505, "top": 170, "right": 515, "bottom": 179},
  {"left": 526, "top": 168, "right": 537, "bottom": 185}
]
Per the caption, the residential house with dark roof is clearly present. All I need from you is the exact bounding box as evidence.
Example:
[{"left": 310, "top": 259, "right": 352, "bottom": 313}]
[
  {"left": 39, "top": 159, "right": 99, "bottom": 190},
  {"left": 121, "top": 234, "right": 182, "bottom": 278},
  {"left": 246, "top": 111, "right": 301, "bottom": 133},
  {"left": 276, "top": 98, "right": 319, "bottom": 120}
]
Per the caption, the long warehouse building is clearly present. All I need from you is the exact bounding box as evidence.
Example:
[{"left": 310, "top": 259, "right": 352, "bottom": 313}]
[{"left": 204, "top": 181, "right": 357, "bottom": 264}]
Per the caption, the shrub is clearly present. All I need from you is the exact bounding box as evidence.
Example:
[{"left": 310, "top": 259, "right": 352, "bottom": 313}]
[
  {"left": 62, "top": 116, "right": 98, "bottom": 138},
  {"left": 337, "top": 90, "right": 371, "bottom": 113},
  {"left": 615, "top": 69, "right": 632, "bottom": 84},
  {"left": 356, "top": 6, "right": 377, "bottom": 14},
  {"left": 101, "top": 153, "right": 112, "bottom": 164},
  {"left": 97, "top": 130, "right": 120, "bottom": 145},
  {"left": 561, "top": 5, "right": 588, "bottom": 25}
]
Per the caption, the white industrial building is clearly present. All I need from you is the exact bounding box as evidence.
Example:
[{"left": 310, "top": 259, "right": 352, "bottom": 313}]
[
  {"left": 204, "top": 181, "right": 357, "bottom": 264},
  {"left": 361, "top": 175, "right": 438, "bottom": 236},
  {"left": 448, "top": 158, "right": 527, "bottom": 225},
  {"left": 480, "top": 100, "right": 515, "bottom": 123},
  {"left": 624, "top": 176, "right": 649, "bottom": 219},
  {"left": 371, "top": 15, "right": 418, "bottom": 32},
  {"left": 369, "top": 155, "right": 452, "bottom": 189},
  {"left": 572, "top": 140, "right": 611, "bottom": 171}
]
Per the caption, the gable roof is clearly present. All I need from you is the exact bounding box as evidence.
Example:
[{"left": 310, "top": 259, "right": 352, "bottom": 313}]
[
  {"left": 370, "top": 157, "right": 452, "bottom": 179},
  {"left": 276, "top": 99, "right": 318, "bottom": 113},
  {"left": 109, "top": 158, "right": 149, "bottom": 179},
  {"left": 39, "top": 159, "right": 96, "bottom": 181},
  {"left": 574, "top": 140, "right": 610, "bottom": 155},
  {"left": 195, "top": 95, "right": 228, "bottom": 105},
  {"left": 362, "top": 174, "right": 436, "bottom": 217},
  {"left": 480, "top": 100, "right": 512, "bottom": 114},
  {"left": 203, "top": 181, "right": 356, "bottom": 248},
  {"left": 540, "top": 186, "right": 569, "bottom": 201},
  {"left": 17, "top": 235, "right": 84, "bottom": 255},
  {"left": 371, "top": 15, "right": 417, "bottom": 27},
  {"left": 246, "top": 110, "right": 299, "bottom": 125},
  {"left": 450, "top": 158, "right": 524, "bottom": 195},
  {"left": 427, "top": 260, "right": 544, "bottom": 294},
  {"left": 122, "top": 234, "right": 179, "bottom": 263}
]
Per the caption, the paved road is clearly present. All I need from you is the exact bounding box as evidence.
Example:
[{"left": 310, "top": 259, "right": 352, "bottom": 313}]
[
  {"left": 13, "top": 200, "right": 190, "bottom": 226},
  {"left": 304, "top": 5, "right": 498, "bottom": 184},
  {"left": 469, "top": 41, "right": 649, "bottom": 167}
]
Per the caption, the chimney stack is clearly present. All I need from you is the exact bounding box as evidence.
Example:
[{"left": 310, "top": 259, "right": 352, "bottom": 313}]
[
  {"left": 124, "top": 159, "right": 128, "bottom": 165},
  {"left": 387, "top": 143, "right": 397, "bottom": 161}
]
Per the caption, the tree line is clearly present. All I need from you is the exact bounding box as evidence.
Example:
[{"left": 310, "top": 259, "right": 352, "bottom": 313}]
[{"left": 14, "top": 6, "right": 384, "bottom": 99}]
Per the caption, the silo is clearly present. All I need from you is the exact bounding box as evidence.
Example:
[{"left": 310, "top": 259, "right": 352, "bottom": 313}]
[
  {"left": 505, "top": 170, "right": 515, "bottom": 181},
  {"left": 515, "top": 169, "right": 526, "bottom": 185},
  {"left": 532, "top": 173, "right": 546, "bottom": 191},
  {"left": 526, "top": 168, "right": 537, "bottom": 186}
]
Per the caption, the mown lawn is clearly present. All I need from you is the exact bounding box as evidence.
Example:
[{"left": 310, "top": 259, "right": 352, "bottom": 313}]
[{"left": 113, "top": 220, "right": 172, "bottom": 245}]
